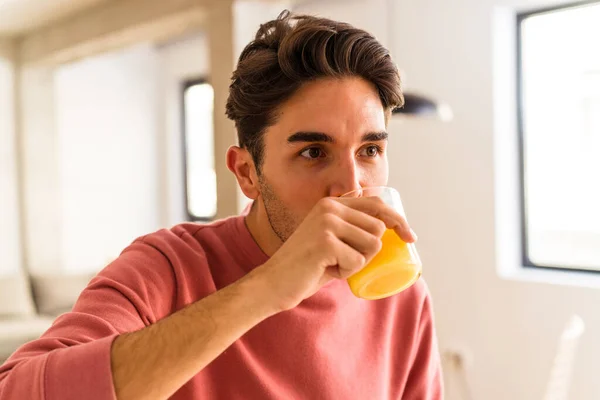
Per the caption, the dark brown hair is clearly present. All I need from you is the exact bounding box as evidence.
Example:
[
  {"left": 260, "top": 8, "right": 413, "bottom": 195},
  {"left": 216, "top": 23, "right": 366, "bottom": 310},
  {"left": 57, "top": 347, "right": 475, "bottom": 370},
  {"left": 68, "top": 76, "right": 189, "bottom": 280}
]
[{"left": 225, "top": 10, "right": 403, "bottom": 172}]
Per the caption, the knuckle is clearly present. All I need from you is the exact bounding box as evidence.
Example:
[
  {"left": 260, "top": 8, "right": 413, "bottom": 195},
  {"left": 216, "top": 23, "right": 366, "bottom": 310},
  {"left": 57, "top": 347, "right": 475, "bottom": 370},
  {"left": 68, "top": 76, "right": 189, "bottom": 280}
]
[
  {"left": 352, "top": 253, "right": 366, "bottom": 270},
  {"left": 338, "top": 252, "right": 365, "bottom": 278},
  {"left": 365, "top": 197, "right": 385, "bottom": 216},
  {"left": 365, "top": 235, "right": 382, "bottom": 258},
  {"left": 322, "top": 231, "right": 337, "bottom": 247},
  {"left": 318, "top": 197, "right": 338, "bottom": 213},
  {"left": 374, "top": 219, "right": 387, "bottom": 235},
  {"left": 371, "top": 235, "right": 383, "bottom": 253},
  {"left": 370, "top": 196, "right": 385, "bottom": 206},
  {"left": 397, "top": 216, "right": 409, "bottom": 231},
  {"left": 321, "top": 213, "right": 338, "bottom": 228}
]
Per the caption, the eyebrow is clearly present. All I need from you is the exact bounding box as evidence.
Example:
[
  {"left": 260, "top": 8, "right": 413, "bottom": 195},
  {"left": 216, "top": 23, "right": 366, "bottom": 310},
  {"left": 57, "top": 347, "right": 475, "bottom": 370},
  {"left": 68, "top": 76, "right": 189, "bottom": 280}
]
[
  {"left": 287, "top": 132, "right": 334, "bottom": 143},
  {"left": 362, "top": 131, "right": 388, "bottom": 142},
  {"left": 286, "top": 131, "right": 388, "bottom": 144}
]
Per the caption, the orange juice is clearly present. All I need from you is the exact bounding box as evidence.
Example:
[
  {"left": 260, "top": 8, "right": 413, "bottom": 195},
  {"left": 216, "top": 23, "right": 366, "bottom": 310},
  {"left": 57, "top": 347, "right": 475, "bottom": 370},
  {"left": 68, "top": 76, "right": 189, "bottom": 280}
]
[{"left": 347, "top": 229, "right": 422, "bottom": 300}]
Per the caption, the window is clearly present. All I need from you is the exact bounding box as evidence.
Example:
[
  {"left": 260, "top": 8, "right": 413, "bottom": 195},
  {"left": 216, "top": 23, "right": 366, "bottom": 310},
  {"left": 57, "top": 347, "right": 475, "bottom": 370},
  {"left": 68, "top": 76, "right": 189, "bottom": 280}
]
[
  {"left": 182, "top": 79, "right": 217, "bottom": 220},
  {"left": 518, "top": 1, "right": 600, "bottom": 271}
]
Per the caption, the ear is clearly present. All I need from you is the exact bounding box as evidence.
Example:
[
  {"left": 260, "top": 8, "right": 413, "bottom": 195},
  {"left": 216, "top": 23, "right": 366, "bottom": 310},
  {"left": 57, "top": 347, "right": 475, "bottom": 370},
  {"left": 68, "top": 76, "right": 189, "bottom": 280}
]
[{"left": 227, "top": 146, "right": 260, "bottom": 200}]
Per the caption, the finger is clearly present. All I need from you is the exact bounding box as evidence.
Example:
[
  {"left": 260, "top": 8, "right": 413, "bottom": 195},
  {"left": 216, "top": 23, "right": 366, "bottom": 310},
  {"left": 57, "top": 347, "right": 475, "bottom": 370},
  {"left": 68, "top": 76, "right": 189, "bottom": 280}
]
[
  {"left": 325, "top": 234, "right": 366, "bottom": 279},
  {"left": 330, "top": 216, "right": 383, "bottom": 262},
  {"left": 336, "top": 197, "right": 416, "bottom": 242},
  {"left": 335, "top": 204, "right": 387, "bottom": 238}
]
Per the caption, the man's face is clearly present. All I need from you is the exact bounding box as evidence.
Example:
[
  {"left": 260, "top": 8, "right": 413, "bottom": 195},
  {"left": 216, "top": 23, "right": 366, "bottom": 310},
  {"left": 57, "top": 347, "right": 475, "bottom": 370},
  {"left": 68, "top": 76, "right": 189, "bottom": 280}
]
[{"left": 257, "top": 76, "right": 389, "bottom": 242}]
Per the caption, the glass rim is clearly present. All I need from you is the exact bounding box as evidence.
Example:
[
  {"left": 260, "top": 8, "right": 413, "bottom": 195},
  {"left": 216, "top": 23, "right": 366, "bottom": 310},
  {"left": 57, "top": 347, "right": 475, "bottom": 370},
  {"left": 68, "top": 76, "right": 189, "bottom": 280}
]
[{"left": 340, "top": 185, "right": 398, "bottom": 198}]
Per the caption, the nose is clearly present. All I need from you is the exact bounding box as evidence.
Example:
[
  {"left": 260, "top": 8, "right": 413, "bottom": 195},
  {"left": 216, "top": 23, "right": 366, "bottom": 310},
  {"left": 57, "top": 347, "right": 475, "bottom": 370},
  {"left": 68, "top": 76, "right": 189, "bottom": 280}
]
[{"left": 328, "top": 156, "right": 362, "bottom": 197}]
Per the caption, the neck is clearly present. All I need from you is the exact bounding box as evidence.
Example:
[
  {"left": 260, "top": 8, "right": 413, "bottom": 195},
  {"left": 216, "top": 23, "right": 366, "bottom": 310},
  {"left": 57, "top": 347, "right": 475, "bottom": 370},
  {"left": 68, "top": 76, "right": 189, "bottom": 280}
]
[{"left": 244, "top": 200, "right": 283, "bottom": 257}]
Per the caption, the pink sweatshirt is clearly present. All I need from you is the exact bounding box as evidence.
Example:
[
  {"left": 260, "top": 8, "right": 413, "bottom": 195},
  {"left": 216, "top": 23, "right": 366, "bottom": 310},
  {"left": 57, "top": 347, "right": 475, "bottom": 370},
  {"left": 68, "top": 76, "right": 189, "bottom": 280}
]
[{"left": 0, "top": 215, "right": 442, "bottom": 399}]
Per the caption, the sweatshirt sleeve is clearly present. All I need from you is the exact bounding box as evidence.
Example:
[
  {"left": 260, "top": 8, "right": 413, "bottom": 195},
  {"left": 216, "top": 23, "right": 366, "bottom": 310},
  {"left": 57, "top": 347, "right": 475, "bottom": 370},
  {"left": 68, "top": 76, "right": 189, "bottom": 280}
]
[
  {"left": 0, "top": 238, "right": 177, "bottom": 400},
  {"left": 401, "top": 284, "right": 444, "bottom": 400}
]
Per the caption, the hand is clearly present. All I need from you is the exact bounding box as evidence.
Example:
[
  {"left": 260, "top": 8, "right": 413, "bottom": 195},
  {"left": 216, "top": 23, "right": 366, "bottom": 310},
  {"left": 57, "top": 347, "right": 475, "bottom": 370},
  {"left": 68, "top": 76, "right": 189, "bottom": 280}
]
[{"left": 254, "top": 196, "right": 416, "bottom": 312}]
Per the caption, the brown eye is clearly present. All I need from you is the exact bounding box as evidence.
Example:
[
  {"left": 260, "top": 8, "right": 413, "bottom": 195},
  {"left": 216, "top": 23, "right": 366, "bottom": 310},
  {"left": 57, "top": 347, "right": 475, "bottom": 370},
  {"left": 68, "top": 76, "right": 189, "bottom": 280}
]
[
  {"left": 359, "top": 145, "right": 381, "bottom": 157},
  {"left": 300, "top": 147, "right": 325, "bottom": 159}
]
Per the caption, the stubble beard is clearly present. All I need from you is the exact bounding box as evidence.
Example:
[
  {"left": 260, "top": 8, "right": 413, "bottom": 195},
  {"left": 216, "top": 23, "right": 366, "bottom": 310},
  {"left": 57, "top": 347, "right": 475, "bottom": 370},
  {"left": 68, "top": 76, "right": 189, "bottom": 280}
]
[{"left": 258, "top": 174, "right": 300, "bottom": 243}]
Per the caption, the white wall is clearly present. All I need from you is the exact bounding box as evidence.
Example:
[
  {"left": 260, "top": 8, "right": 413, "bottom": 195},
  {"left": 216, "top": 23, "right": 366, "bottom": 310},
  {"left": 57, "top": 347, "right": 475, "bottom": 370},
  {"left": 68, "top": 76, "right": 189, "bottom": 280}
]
[
  {"left": 0, "top": 41, "right": 22, "bottom": 276},
  {"left": 19, "top": 66, "right": 64, "bottom": 274},
  {"left": 294, "top": 0, "right": 599, "bottom": 399},
  {"left": 54, "top": 43, "right": 162, "bottom": 273}
]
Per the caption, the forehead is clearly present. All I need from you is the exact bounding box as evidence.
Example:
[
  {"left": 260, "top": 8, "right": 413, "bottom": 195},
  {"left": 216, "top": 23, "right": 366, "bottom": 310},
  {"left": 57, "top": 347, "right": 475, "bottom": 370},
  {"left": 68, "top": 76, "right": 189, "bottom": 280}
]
[{"left": 266, "top": 77, "right": 387, "bottom": 143}]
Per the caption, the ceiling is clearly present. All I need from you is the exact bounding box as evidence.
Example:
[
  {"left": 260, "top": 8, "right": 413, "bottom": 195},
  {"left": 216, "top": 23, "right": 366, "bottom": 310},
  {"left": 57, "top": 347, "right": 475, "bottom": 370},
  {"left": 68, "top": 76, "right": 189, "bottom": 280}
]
[
  {"left": 0, "top": 0, "right": 112, "bottom": 37},
  {"left": 0, "top": 0, "right": 309, "bottom": 39}
]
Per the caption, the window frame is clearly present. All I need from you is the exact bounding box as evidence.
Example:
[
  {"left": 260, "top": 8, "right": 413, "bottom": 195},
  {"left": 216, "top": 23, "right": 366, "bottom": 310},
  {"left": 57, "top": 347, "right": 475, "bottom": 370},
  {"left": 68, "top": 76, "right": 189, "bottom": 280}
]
[
  {"left": 516, "top": 0, "right": 600, "bottom": 272},
  {"left": 181, "top": 77, "right": 217, "bottom": 222}
]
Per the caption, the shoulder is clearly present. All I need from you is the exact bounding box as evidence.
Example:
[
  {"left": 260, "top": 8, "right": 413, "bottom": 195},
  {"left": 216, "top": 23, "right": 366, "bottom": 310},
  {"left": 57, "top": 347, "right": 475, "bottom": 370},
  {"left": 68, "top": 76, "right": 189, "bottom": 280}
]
[
  {"left": 89, "top": 217, "right": 242, "bottom": 316},
  {"left": 396, "top": 278, "right": 432, "bottom": 306},
  {"left": 102, "top": 217, "right": 241, "bottom": 287},
  {"left": 127, "top": 217, "right": 239, "bottom": 259},
  {"left": 389, "top": 278, "right": 436, "bottom": 323},
  {"left": 407, "top": 279, "right": 437, "bottom": 328},
  {"left": 96, "top": 217, "right": 240, "bottom": 283}
]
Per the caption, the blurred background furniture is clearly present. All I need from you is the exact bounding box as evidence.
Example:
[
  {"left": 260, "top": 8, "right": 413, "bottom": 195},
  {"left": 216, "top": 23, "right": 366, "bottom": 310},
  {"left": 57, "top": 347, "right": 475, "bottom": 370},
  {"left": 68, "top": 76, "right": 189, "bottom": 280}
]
[{"left": 0, "top": 273, "right": 93, "bottom": 363}]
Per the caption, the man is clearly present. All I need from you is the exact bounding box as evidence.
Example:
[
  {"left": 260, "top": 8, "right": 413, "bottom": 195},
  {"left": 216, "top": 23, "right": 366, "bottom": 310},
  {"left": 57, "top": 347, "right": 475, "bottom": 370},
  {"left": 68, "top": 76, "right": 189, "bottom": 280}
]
[{"left": 0, "top": 10, "right": 442, "bottom": 400}]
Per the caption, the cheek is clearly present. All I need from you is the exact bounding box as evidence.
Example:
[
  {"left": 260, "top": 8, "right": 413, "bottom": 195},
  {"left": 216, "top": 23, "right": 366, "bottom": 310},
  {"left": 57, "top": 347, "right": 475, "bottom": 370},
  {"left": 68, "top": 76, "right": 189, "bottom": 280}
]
[
  {"left": 360, "top": 157, "right": 389, "bottom": 186},
  {"left": 281, "top": 176, "right": 326, "bottom": 207},
  {"left": 378, "top": 157, "right": 389, "bottom": 184},
  {"left": 268, "top": 168, "right": 328, "bottom": 212}
]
